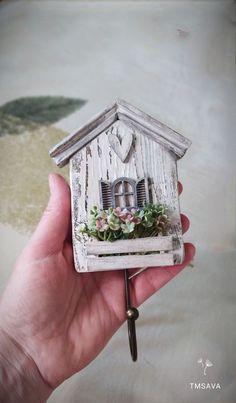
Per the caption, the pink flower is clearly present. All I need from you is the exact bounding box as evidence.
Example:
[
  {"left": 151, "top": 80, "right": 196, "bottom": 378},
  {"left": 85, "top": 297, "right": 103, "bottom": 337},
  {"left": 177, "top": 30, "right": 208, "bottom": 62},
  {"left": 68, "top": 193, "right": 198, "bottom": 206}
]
[
  {"left": 96, "top": 218, "right": 108, "bottom": 231},
  {"left": 126, "top": 212, "right": 141, "bottom": 224},
  {"left": 114, "top": 207, "right": 122, "bottom": 216},
  {"left": 114, "top": 207, "right": 128, "bottom": 222}
]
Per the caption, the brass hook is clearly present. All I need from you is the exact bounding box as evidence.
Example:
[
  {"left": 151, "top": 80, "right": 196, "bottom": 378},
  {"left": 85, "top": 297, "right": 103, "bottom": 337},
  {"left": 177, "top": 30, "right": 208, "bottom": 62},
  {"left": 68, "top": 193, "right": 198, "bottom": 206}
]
[{"left": 124, "top": 269, "right": 139, "bottom": 361}]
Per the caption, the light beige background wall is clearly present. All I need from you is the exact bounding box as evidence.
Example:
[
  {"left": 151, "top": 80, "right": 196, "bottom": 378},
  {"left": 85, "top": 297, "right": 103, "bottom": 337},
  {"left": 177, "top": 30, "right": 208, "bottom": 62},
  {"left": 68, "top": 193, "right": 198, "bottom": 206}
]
[{"left": 0, "top": 1, "right": 235, "bottom": 402}]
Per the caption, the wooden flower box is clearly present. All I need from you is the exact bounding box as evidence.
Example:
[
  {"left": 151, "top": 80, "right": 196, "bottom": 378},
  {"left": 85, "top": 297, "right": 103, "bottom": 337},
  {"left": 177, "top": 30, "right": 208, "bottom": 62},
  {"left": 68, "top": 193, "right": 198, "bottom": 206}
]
[{"left": 86, "top": 236, "right": 175, "bottom": 271}]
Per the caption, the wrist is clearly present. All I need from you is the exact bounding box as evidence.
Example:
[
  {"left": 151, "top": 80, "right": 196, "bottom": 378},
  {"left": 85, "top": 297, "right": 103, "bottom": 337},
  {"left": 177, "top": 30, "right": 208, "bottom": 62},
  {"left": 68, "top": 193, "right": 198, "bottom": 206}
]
[{"left": 0, "top": 328, "right": 52, "bottom": 403}]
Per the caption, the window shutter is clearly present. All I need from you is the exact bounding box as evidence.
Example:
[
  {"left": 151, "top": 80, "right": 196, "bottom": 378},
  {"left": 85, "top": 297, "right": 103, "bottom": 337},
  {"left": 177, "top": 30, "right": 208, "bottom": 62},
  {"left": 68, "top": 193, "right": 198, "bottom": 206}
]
[
  {"left": 136, "top": 178, "right": 149, "bottom": 208},
  {"left": 99, "top": 180, "right": 113, "bottom": 209}
]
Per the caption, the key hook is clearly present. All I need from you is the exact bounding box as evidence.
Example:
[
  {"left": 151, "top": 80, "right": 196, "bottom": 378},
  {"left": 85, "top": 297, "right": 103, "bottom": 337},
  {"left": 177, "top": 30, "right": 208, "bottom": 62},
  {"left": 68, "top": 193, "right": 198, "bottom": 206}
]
[{"left": 124, "top": 269, "right": 139, "bottom": 361}]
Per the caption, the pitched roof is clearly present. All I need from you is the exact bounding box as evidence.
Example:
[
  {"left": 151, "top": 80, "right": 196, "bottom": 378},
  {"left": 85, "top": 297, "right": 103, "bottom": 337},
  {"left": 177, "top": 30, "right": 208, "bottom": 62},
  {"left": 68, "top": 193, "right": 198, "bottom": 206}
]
[{"left": 50, "top": 99, "right": 191, "bottom": 167}]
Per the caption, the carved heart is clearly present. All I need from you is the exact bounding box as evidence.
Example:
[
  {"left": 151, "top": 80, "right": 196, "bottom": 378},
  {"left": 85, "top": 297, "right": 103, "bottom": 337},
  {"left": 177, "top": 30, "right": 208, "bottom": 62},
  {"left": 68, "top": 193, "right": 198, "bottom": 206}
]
[{"left": 108, "top": 130, "right": 133, "bottom": 162}]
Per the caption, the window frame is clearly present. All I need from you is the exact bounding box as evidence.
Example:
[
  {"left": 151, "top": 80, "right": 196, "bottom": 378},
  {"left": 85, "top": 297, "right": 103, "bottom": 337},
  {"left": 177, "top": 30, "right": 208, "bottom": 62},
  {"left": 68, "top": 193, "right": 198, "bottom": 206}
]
[
  {"left": 99, "top": 176, "right": 150, "bottom": 210},
  {"left": 112, "top": 177, "right": 137, "bottom": 209}
]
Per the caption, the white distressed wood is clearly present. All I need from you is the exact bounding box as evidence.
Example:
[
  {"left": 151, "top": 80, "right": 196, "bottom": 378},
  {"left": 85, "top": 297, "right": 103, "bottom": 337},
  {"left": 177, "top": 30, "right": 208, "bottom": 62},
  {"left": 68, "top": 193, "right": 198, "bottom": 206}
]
[
  {"left": 49, "top": 102, "right": 117, "bottom": 158},
  {"left": 117, "top": 99, "right": 191, "bottom": 154},
  {"left": 69, "top": 161, "right": 88, "bottom": 271},
  {"left": 70, "top": 118, "right": 185, "bottom": 272},
  {"left": 51, "top": 111, "right": 117, "bottom": 167},
  {"left": 87, "top": 236, "right": 173, "bottom": 255},
  {"left": 72, "top": 120, "right": 180, "bottom": 214},
  {"left": 49, "top": 99, "right": 191, "bottom": 167},
  {"left": 87, "top": 253, "right": 174, "bottom": 271},
  {"left": 108, "top": 121, "right": 133, "bottom": 162},
  {"left": 50, "top": 101, "right": 189, "bottom": 272}
]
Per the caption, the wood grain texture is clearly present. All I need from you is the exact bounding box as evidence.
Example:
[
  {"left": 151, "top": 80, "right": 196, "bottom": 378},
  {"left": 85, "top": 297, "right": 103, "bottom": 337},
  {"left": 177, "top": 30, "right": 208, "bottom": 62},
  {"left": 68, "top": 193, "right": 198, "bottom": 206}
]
[
  {"left": 49, "top": 99, "right": 191, "bottom": 167},
  {"left": 49, "top": 101, "right": 190, "bottom": 272},
  {"left": 70, "top": 118, "right": 185, "bottom": 272},
  {"left": 87, "top": 253, "right": 174, "bottom": 271},
  {"left": 107, "top": 121, "right": 133, "bottom": 162},
  {"left": 87, "top": 236, "right": 173, "bottom": 255}
]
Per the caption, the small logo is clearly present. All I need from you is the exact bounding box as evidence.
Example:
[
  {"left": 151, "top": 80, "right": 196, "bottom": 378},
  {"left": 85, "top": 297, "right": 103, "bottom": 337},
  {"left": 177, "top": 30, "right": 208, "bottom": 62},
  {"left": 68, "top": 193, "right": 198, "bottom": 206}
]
[
  {"left": 189, "top": 357, "right": 221, "bottom": 390},
  {"left": 197, "top": 358, "right": 213, "bottom": 376}
]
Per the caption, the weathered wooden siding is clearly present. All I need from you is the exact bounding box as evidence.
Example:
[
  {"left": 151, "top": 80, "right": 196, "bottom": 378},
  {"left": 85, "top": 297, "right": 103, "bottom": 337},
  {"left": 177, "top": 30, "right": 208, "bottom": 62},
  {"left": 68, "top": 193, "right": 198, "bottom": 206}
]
[{"left": 70, "top": 120, "right": 183, "bottom": 272}]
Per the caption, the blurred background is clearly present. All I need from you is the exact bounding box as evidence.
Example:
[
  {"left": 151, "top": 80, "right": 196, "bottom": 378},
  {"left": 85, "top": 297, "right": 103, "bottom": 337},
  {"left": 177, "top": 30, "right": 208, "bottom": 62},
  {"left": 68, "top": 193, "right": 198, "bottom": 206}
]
[{"left": 0, "top": 1, "right": 235, "bottom": 402}]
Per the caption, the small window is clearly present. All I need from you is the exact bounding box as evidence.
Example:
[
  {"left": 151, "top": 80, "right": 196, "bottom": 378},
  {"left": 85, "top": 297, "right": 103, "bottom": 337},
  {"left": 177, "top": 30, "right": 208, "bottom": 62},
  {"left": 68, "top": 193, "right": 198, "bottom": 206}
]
[
  {"left": 99, "top": 177, "right": 151, "bottom": 210},
  {"left": 113, "top": 178, "right": 136, "bottom": 208}
]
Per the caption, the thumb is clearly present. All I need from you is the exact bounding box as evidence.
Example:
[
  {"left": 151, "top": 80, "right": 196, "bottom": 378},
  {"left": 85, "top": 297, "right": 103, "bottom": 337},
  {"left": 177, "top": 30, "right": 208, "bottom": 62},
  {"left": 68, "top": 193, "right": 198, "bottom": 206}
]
[{"left": 29, "top": 173, "right": 71, "bottom": 257}]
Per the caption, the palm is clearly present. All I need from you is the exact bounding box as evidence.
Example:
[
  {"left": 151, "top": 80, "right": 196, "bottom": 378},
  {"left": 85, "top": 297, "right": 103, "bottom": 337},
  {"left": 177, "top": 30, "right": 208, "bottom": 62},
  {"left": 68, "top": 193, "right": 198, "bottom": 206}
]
[
  {"left": 0, "top": 174, "right": 195, "bottom": 390},
  {"left": 40, "top": 248, "right": 127, "bottom": 385}
]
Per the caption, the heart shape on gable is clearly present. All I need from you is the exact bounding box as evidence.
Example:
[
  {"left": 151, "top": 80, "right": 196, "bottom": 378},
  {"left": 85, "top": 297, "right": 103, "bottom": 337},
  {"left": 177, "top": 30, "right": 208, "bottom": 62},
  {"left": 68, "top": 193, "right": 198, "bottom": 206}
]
[{"left": 108, "top": 127, "right": 133, "bottom": 162}]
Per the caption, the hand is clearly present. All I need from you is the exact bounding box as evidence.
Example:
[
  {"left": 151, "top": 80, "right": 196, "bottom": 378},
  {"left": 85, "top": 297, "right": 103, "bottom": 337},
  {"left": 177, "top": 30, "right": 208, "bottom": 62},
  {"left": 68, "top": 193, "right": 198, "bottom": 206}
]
[{"left": 0, "top": 174, "right": 195, "bottom": 399}]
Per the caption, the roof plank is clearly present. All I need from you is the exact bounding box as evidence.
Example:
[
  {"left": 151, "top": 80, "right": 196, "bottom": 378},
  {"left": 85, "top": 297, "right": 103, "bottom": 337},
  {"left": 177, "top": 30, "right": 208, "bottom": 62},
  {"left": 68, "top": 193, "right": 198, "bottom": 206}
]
[{"left": 49, "top": 99, "right": 191, "bottom": 167}]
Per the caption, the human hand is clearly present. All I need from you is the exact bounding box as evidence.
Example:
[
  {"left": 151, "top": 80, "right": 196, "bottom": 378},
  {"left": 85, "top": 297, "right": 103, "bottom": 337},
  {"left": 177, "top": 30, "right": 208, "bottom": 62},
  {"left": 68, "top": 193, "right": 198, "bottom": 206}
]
[{"left": 0, "top": 174, "right": 195, "bottom": 401}]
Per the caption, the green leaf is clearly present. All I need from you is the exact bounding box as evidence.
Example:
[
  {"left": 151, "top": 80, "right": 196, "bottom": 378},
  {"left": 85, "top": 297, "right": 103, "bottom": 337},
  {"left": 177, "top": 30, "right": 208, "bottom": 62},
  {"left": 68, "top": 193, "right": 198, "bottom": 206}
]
[
  {"left": 0, "top": 112, "right": 40, "bottom": 136},
  {"left": 81, "top": 203, "right": 169, "bottom": 242},
  {"left": 121, "top": 221, "right": 135, "bottom": 234},
  {"left": 0, "top": 96, "right": 87, "bottom": 125}
]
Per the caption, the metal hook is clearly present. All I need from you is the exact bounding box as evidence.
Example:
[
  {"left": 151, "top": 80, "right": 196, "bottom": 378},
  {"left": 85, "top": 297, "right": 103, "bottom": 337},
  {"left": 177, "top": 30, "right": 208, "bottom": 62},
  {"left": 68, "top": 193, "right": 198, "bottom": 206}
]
[
  {"left": 128, "top": 266, "right": 147, "bottom": 280},
  {"left": 124, "top": 269, "right": 139, "bottom": 361}
]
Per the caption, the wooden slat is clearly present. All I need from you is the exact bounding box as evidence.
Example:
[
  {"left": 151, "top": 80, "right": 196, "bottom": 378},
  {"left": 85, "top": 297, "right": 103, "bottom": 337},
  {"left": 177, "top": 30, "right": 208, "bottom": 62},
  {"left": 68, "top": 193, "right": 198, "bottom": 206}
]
[
  {"left": 87, "top": 253, "right": 174, "bottom": 271},
  {"left": 51, "top": 112, "right": 117, "bottom": 167},
  {"left": 49, "top": 102, "right": 117, "bottom": 157},
  {"left": 49, "top": 99, "right": 191, "bottom": 167},
  {"left": 87, "top": 236, "right": 173, "bottom": 255},
  {"left": 117, "top": 99, "right": 191, "bottom": 153}
]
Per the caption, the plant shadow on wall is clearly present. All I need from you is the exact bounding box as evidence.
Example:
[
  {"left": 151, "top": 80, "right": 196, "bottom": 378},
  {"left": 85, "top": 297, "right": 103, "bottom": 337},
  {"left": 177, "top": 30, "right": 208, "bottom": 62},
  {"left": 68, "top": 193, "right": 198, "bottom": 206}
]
[{"left": 0, "top": 96, "right": 87, "bottom": 233}]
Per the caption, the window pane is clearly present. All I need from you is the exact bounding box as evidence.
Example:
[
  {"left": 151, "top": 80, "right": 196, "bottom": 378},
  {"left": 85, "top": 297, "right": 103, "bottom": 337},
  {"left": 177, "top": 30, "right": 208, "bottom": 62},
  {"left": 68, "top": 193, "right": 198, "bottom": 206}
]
[
  {"left": 125, "top": 193, "right": 135, "bottom": 207},
  {"left": 115, "top": 194, "right": 126, "bottom": 208},
  {"left": 114, "top": 181, "right": 123, "bottom": 195},
  {"left": 113, "top": 178, "right": 136, "bottom": 208},
  {"left": 124, "top": 181, "right": 133, "bottom": 193}
]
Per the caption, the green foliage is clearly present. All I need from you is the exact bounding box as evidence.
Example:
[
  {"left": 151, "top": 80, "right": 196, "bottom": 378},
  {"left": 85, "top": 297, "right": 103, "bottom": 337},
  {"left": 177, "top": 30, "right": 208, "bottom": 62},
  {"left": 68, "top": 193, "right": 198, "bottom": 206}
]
[
  {"left": 0, "top": 96, "right": 87, "bottom": 127},
  {"left": 81, "top": 204, "right": 169, "bottom": 242},
  {"left": 0, "top": 112, "right": 39, "bottom": 136}
]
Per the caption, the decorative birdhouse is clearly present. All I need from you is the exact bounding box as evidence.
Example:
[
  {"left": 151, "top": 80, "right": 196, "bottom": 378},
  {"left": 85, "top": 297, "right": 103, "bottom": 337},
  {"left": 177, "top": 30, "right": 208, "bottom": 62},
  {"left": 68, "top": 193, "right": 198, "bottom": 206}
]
[
  {"left": 50, "top": 99, "right": 191, "bottom": 361},
  {"left": 50, "top": 99, "right": 191, "bottom": 273}
]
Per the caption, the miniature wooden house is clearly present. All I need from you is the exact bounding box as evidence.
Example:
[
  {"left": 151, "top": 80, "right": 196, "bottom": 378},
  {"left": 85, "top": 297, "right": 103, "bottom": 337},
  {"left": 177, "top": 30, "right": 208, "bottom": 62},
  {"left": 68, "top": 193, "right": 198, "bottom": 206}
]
[{"left": 50, "top": 99, "right": 191, "bottom": 272}]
